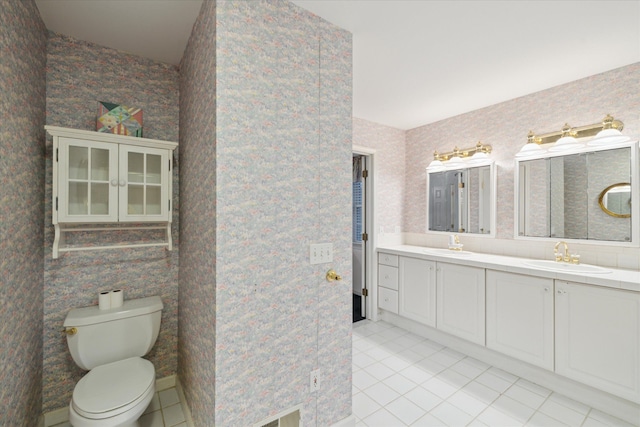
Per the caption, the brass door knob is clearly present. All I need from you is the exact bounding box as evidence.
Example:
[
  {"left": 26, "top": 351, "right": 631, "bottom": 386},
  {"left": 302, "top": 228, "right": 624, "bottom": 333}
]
[{"left": 326, "top": 269, "right": 342, "bottom": 282}]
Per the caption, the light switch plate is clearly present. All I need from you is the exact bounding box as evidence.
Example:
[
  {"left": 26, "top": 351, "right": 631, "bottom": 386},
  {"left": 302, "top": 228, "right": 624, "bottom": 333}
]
[{"left": 310, "top": 243, "right": 333, "bottom": 264}]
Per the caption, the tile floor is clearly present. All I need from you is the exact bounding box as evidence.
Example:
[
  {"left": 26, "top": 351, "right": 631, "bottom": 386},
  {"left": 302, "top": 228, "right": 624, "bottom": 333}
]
[
  {"left": 52, "top": 386, "right": 188, "bottom": 427},
  {"left": 353, "top": 320, "right": 638, "bottom": 427}
]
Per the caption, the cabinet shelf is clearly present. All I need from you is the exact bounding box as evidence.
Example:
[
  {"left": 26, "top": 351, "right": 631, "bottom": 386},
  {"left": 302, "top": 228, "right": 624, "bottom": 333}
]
[{"left": 53, "top": 223, "right": 173, "bottom": 258}]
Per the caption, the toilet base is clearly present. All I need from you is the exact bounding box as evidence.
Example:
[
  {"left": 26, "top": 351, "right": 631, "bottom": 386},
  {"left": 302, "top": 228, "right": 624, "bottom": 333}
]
[{"left": 68, "top": 383, "right": 154, "bottom": 427}]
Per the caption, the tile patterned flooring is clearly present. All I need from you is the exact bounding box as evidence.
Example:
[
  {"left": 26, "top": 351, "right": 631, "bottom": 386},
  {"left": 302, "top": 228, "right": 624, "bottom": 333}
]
[
  {"left": 52, "top": 386, "right": 188, "bottom": 427},
  {"left": 353, "top": 320, "right": 637, "bottom": 427}
]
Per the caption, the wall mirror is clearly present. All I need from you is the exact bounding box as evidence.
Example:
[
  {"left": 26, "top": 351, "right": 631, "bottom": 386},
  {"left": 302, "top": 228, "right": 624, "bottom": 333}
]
[
  {"left": 599, "top": 183, "right": 631, "bottom": 218},
  {"left": 427, "top": 163, "right": 496, "bottom": 235},
  {"left": 516, "top": 143, "right": 638, "bottom": 243}
]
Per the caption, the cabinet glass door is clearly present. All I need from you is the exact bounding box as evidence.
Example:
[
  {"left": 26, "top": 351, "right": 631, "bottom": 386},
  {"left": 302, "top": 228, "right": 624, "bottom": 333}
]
[
  {"left": 59, "top": 139, "right": 118, "bottom": 222},
  {"left": 119, "top": 146, "right": 168, "bottom": 222}
]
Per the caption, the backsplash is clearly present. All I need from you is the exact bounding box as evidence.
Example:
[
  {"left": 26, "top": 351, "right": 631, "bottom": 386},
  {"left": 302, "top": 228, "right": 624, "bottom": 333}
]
[{"left": 42, "top": 33, "right": 180, "bottom": 413}]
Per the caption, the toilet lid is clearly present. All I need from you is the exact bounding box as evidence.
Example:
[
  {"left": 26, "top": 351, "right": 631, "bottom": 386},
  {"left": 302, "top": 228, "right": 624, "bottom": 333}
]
[{"left": 73, "top": 357, "right": 154, "bottom": 417}]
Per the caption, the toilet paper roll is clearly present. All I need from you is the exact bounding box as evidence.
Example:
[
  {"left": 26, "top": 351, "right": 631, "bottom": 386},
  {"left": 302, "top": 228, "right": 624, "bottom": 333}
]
[
  {"left": 111, "top": 289, "right": 124, "bottom": 309},
  {"left": 98, "top": 291, "right": 111, "bottom": 310}
]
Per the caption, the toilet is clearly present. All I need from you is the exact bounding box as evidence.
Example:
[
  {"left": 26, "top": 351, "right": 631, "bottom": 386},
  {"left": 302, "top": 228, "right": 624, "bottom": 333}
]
[{"left": 63, "top": 296, "right": 163, "bottom": 427}]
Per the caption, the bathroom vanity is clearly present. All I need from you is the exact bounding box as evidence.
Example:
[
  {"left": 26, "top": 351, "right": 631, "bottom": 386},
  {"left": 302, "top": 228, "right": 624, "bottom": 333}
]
[{"left": 376, "top": 245, "right": 640, "bottom": 423}]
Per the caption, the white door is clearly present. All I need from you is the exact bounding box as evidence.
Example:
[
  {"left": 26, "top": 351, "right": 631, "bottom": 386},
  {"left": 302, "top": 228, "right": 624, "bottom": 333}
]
[
  {"left": 555, "top": 281, "right": 640, "bottom": 403},
  {"left": 118, "top": 145, "right": 170, "bottom": 223},
  {"left": 436, "top": 262, "right": 485, "bottom": 345},
  {"left": 57, "top": 138, "right": 118, "bottom": 223},
  {"left": 486, "top": 270, "right": 554, "bottom": 370},
  {"left": 399, "top": 256, "right": 436, "bottom": 326}
]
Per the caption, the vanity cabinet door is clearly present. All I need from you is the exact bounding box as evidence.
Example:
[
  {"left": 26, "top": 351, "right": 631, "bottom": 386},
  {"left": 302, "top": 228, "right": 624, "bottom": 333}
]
[
  {"left": 555, "top": 281, "right": 640, "bottom": 403},
  {"left": 486, "top": 271, "right": 554, "bottom": 370},
  {"left": 436, "top": 263, "right": 485, "bottom": 345},
  {"left": 399, "top": 257, "right": 436, "bottom": 327}
]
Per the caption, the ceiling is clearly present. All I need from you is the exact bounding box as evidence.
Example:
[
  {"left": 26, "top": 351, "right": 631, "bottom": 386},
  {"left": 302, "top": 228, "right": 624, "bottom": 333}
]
[{"left": 35, "top": 0, "right": 640, "bottom": 130}]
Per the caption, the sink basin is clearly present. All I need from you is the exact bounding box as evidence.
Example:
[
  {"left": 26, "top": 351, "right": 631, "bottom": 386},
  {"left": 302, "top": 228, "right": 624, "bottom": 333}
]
[
  {"left": 424, "top": 248, "right": 473, "bottom": 257},
  {"left": 522, "top": 260, "right": 611, "bottom": 274}
]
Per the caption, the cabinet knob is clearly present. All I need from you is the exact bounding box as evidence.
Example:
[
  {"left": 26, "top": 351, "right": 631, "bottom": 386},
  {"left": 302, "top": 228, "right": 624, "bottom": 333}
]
[
  {"left": 544, "top": 287, "right": 550, "bottom": 292},
  {"left": 118, "top": 179, "right": 126, "bottom": 187},
  {"left": 110, "top": 179, "right": 118, "bottom": 186}
]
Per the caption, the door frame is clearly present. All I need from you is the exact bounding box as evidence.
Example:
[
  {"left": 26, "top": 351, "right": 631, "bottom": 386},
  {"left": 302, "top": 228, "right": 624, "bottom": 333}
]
[{"left": 353, "top": 145, "right": 377, "bottom": 322}]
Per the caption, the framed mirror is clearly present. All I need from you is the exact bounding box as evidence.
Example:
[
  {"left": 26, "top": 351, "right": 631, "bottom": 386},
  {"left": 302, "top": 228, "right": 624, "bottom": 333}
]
[
  {"left": 427, "top": 163, "right": 496, "bottom": 235},
  {"left": 599, "top": 183, "right": 631, "bottom": 218},
  {"left": 516, "top": 142, "right": 638, "bottom": 244}
]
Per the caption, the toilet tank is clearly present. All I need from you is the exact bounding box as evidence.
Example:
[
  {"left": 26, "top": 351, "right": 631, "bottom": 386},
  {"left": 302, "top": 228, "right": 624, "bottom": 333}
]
[{"left": 63, "top": 296, "right": 163, "bottom": 370}]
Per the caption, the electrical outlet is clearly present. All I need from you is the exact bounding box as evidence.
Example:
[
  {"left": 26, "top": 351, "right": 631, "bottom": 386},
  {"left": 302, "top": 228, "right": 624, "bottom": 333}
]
[
  {"left": 309, "top": 243, "right": 333, "bottom": 264},
  {"left": 310, "top": 369, "right": 320, "bottom": 392}
]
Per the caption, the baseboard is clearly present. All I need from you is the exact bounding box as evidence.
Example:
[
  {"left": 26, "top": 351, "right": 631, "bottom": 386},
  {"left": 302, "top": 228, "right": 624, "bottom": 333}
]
[
  {"left": 381, "top": 311, "right": 640, "bottom": 426},
  {"left": 43, "top": 407, "right": 68, "bottom": 427},
  {"left": 42, "top": 375, "right": 178, "bottom": 427},
  {"left": 175, "top": 377, "right": 196, "bottom": 427},
  {"left": 330, "top": 414, "right": 356, "bottom": 427},
  {"left": 156, "top": 374, "right": 176, "bottom": 391}
]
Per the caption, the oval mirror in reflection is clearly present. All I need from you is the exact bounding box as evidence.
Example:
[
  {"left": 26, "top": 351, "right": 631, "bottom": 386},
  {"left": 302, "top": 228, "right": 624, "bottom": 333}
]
[{"left": 598, "top": 183, "right": 631, "bottom": 218}]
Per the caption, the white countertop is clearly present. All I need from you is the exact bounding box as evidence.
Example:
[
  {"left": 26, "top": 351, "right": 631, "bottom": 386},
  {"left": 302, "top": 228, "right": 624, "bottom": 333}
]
[{"left": 377, "top": 245, "right": 640, "bottom": 293}]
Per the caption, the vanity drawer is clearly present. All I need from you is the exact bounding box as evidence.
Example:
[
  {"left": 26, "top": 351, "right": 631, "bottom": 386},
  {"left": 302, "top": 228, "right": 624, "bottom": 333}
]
[
  {"left": 379, "top": 253, "right": 399, "bottom": 267},
  {"left": 378, "top": 264, "right": 399, "bottom": 290},
  {"left": 379, "top": 287, "right": 398, "bottom": 314}
]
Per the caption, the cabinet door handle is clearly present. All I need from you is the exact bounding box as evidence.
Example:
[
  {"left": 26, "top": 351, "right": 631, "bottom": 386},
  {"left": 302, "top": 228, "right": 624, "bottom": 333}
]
[
  {"left": 111, "top": 179, "right": 118, "bottom": 186},
  {"left": 544, "top": 287, "right": 550, "bottom": 292},
  {"left": 119, "top": 179, "right": 126, "bottom": 187},
  {"left": 557, "top": 290, "right": 566, "bottom": 295}
]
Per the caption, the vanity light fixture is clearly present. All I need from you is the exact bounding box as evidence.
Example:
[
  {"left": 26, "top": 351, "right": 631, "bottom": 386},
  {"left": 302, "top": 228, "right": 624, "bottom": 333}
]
[
  {"left": 515, "top": 131, "right": 546, "bottom": 158},
  {"left": 589, "top": 114, "right": 632, "bottom": 146},
  {"left": 548, "top": 123, "right": 582, "bottom": 152},
  {"left": 427, "top": 142, "right": 492, "bottom": 170},
  {"left": 517, "top": 114, "right": 627, "bottom": 157}
]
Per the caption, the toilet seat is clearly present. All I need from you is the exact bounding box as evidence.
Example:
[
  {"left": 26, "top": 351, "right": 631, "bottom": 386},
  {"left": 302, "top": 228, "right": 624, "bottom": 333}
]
[{"left": 72, "top": 357, "right": 155, "bottom": 419}]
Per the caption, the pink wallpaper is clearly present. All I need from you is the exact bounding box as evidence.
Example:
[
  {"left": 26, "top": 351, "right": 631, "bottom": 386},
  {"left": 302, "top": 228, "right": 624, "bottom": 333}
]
[
  {"left": 353, "top": 117, "right": 406, "bottom": 235},
  {"left": 0, "top": 0, "right": 47, "bottom": 423}
]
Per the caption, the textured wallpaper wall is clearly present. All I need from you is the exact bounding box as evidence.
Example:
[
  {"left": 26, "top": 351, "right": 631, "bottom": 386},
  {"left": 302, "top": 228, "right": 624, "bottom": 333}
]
[
  {"left": 178, "top": 0, "right": 217, "bottom": 422},
  {"left": 0, "top": 0, "right": 47, "bottom": 423},
  {"left": 43, "top": 33, "right": 180, "bottom": 413},
  {"left": 353, "top": 118, "right": 406, "bottom": 236},
  {"left": 179, "top": 1, "right": 352, "bottom": 424}
]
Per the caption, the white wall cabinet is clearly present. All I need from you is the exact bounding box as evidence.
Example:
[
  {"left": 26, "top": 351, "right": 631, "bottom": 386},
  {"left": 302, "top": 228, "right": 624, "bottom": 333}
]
[
  {"left": 399, "top": 256, "right": 436, "bottom": 327},
  {"left": 436, "top": 262, "right": 485, "bottom": 345},
  {"left": 47, "top": 126, "right": 177, "bottom": 258},
  {"left": 555, "top": 281, "right": 640, "bottom": 404},
  {"left": 57, "top": 138, "right": 172, "bottom": 223},
  {"left": 486, "top": 270, "right": 554, "bottom": 370}
]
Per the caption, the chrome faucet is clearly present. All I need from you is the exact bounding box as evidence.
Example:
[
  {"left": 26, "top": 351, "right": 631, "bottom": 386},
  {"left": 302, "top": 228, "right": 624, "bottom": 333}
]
[{"left": 554, "top": 241, "right": 580, "bottom": 264}]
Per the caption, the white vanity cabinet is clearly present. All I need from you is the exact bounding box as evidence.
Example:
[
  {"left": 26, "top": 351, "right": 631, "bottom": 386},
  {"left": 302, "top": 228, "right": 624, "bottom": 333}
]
[
  {"left": 486, "top": 270, "right": 554, "bottom": 370},
  {"left": 555, "top": 281, "right": 640, "bottom": 404},
  {"left": 436, "top": 262, "right": 485, "bottom": 345},
  {"left": 47, "top": 126, "right": 178, "bottom": 258},
  {"left": 399, "top": 256, "right": 436, "bottom": 327},
  {"left": 378, "top": 253, "right": 399, "bottom": 313}
]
